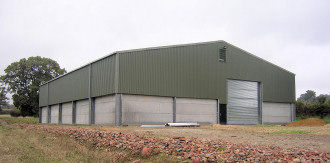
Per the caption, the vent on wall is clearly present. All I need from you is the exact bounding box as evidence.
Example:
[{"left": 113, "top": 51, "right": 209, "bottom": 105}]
[{"left": 219, "top": 46, "right": 227, "bottom": 62}]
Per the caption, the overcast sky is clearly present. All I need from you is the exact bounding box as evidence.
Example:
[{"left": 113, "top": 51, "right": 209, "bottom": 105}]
[{"left": 1, "top": 0, "right": 330, "bottom": 102}]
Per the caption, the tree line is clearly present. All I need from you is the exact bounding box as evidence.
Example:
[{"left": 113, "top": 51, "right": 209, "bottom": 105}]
[
  {"left": 296, "top": 90, "right": 330, "bottom": 118},
  {"left": 0, "top": 56, "right": 66, "bottom": 116}
]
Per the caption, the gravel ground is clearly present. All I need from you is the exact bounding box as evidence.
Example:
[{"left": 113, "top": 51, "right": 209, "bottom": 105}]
[
  {"left": 99, "top": 124, "right": 330, "bottom": 152},
  {"left": 18, "top": 123, "right": 330, "bottom": 162},
  {"left": 129, "top": 124, "right": 330, "bottom": 153}
]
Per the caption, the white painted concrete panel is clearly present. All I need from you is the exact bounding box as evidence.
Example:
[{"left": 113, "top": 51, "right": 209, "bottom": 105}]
[
  {"left": 50, "top": 104, "right": 59, "bottom": 124},
  {"left": 176, "top": 98, "right": 217, "bottom": 124},
  {"left": 176, "top": 103, "right": 216, "bottom": 115},
  {"left": 176, "top": 98, "right": 217, "bottom": 105},
  {"left": 41, "top": 107, "right": 47, "bottom": 123},
  {"left": 262, "top": 102, "right": 292, "bottom": 124},
  {"left": 95, "top": 95, "right": 116, "bottom": 125},
  {"left": 76, "top": 99, "right": 89, "bottom": 124},
  {"left": 95, "top": 95, "right": 116, "bottom": 103},
  {"left": 176, "top": 114, "right": 216, "bottom": 124},
  {"left": 62, "top": 102, "right": 72, "bottom": 124},
  {"left": 122, "top": 94, "right": 173, "bottom": 124},
  {"left": 123, "top": 112, "right": 172, "bottom": 125},
  {"left": 123, "top": 94, "right": 172, "bottom": 103},
  {"left": 125, "top": 102, "right": 172, "bottom": 114}
]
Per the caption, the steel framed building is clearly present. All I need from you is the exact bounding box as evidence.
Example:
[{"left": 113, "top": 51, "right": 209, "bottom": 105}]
[{"left": 39, "top": 40, "right": 296, "bottom": 125}]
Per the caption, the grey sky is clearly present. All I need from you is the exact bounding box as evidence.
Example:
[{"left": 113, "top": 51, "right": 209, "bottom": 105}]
[{"left": 1, "top": 0, "right": 330, "bottom": 102}]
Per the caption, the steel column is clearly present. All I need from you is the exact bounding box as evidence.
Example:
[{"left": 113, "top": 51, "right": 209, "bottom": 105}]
[
  {"left": 88, "top": 64, "right": 92, "bottom": 125},
  {"left": 72, "top": 101, "right": 76, "bottom": 124},
  {"left": 59, "top": 103, "right": 62, "bottom": 124},
  {"left": 47, "top": 105, "right": 51, "bottom": 123},
  {"left": 216, "top": 99, "right": 219, "bottom": 124},
  {"left": 39, "top": 107, "right": 42, "bottom": 123},
  {"left": 115, "top": 94, "right": 122, "bottom": 126},
  {"left": 173, "top": 97, "right": 176, "bottom": 123}
]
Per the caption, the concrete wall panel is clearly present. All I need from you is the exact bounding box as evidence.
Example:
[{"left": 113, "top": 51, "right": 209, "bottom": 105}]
[
  {"left": 95, "top": 95, "right": 116, "bottom": 125},
  {"left": 62, "top": 102, "right": 72, "bottom": 124},
  {"left": 50, "top": 104, "right": 59, "bottom": 124},
  {"left": 176, "top": 98, "right": 217, "bottom": 124},
  {"left": 76, "top": 99, "right": 89, "bottom": 124},
  {"left": 41, "top": 106, "right": 48, "bottom": 123},
  {"left": 262, "top": 102, "right": 292, "bottom": 124},
  {"left": 122, "top": 94, "right": 173, "bottom": 125}
]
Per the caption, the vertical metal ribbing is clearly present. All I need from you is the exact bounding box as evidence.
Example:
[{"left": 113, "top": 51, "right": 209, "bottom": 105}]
[
  {"left": 216, "top": 99, "right": 219, "bottom": 124},
  {"left": 115, "top": 94, "right": 122, "bottom": 126},
  {"left": 88, "top": 64, "right": 92, "bottom": 125},
  {"left": 114, "top": 54, "right": 119, "bottom": 93},
  {"left": 173, "top": 97, "right": 176, "bottom": 123},
  {"left": 59, "top": 103, "right": 62, "bottom": 124},
  {"left": 72, "top": 101, "right": 76, "bottom": 124}
]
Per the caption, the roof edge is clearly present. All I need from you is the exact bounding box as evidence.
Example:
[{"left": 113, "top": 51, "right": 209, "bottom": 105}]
[
  {"left": 40, "top": 52, "right": 117, "bottom": 86},
  {"left": 40, "top": 39, "right": 295, "bottom": 86},
  {"left": 223, "top": 41, "right": 296, "bottom": 75},
  {"left": 116, "top": 40, "right": 225, "bottom": 54}
]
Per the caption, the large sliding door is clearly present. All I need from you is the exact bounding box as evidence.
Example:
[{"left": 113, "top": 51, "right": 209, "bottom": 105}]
[{"left": 227, "top": 80, "right": 261, "bottom": 124}]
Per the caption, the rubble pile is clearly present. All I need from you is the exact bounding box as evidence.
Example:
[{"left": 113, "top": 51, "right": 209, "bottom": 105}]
[
  {"left": 18, "top": 124, "right": 329, "bottom": 162},
  {"left": 286, "top": 118, "right": 327, "bottom": 127}
]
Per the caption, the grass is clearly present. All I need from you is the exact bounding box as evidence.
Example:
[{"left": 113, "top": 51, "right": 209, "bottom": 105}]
[
  {"left": 0, "top": 116, "right": 180, "bottom": 162},
  {"left": 2, "top": 116, "right": 39, "bottom": 124},
  {"left": 296, "top": 116, "right": 330, "bottom": 124},
  {"left": 271, "top": 130, "right": 310, "bottom": 134}
]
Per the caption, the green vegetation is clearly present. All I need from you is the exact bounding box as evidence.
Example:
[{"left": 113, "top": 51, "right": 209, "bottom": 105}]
[
  {"left": 271, "top": 130, "right": 310, "bottom": 134},
  {"left": 1, "top": 56, "right": 66, "bottom": 117},
  {"left": 0, "top": 86, "right": 8, "bottom": 110},
  {"left": 218, "top": 147, "right": 226, "bottom": 151},
  {"left": 296, "top": 90, "right": 330, "bottom": 119},
  {"left": 10, "top": 109, "right": 21, "bottom": 117},
  {"left": 0, "top": 109, "right": 11, "bottom": 115},
  {"left": 296, "top": 116, "right": 330, "bottom": 124},
  {"left": 0, "top": 117, "right": 180, "bottom": 162},
  {"left": 2, "top": 116, "right": 39, "bottom": 124}
]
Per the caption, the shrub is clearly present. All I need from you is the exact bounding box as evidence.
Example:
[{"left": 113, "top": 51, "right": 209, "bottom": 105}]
[
  {"left": 0, "top": 109, "right": 12, "bottom": 115},
  {"left": 10, "top": 109, "right": 21, "bottom": 117}
]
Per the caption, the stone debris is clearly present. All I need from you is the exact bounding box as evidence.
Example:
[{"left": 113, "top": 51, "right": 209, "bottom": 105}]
[
  {"left": 286, "top": 118, "right": 327, "bottom": 127},
  {"left": 17, "top": 124, "right": 329, "bottom": 162}
]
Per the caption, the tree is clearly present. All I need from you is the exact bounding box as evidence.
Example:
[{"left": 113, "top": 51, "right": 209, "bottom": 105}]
[
  {"left": 298, "top": 90, "right": 316, "bottom": 102},
  {"left": 0, "top": 56, "right": 66, "bottom": 116},
  {"left": 0, "top": 86, "right": 8, "bottom": 110}
]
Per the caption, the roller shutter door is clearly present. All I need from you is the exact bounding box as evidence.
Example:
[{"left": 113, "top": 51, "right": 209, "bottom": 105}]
[{"left": 227, "top": 80, "right": 260, "bottom": 124}]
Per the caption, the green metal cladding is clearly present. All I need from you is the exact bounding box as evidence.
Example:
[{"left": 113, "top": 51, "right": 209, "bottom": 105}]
[{"left": 39, "top": 41, "right": 295, "bottom": 107}]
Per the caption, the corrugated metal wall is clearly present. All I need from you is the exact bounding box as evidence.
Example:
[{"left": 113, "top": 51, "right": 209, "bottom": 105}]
[
  {"left": 48, "top": 66, "right": 89, "bottom": 105},
  {"left": 91, "top": 55, "right": 116, "bottom": 97},
  {"left": 40, "top": 55, "right": 117, "bottom": 107},
  {"left": 118, "top": 42, "right": 227, "bottom": 102},
  {"left": 117, "top": 41, "right": 295, "bottom": 103},
  {"left": 226, "top": 44, "right": 296, "bottom": 103},
  {"left": 40, "top": 41, "right": 295, "bottom": 107},
  {"left": 39, "top": 84, "right": 48, "bottom": 107}
]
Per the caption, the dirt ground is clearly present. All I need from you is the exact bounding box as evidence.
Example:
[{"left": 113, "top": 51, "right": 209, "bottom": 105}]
[{"left": 101, "top": 124, "right": 330, "bottom": 153}]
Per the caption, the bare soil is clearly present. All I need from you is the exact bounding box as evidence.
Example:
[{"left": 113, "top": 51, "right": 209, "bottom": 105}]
[{"left": 102, "top": 124, "right": 330, "bottom": 153}]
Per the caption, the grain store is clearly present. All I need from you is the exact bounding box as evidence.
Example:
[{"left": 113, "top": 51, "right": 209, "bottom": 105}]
[{"left": 39, "top": 41, "right": 296, "bottom": 125}]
